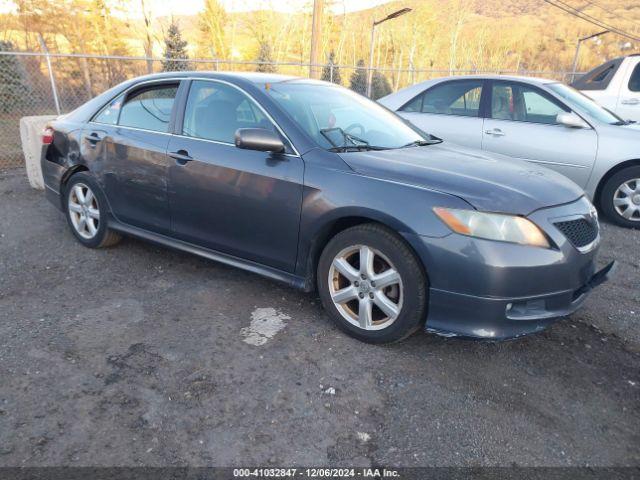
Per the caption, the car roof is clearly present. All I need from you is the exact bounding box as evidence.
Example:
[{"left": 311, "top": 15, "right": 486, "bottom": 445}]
[
  {"left": 64, "top": 70, "right": 338, "bottom": 127},
  {"left": 123, "top": 70, "right": 312, "bottom": 85},
  {"left": 378, "top": 74, "right": 562, "bottom": 110},
  {"left": 443, "top": 74, "right": 560, "bottom": 84}
]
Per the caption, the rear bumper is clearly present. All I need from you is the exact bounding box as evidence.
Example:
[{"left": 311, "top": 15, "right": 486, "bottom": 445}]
[
  {"left": 41, "top": 148, "right": 65, "bottom": 211},
  {"left": 426, "top": 261, "right": 615, "bottom": 340}
]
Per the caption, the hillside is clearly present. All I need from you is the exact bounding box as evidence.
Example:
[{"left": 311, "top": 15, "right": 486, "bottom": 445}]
[{"left": 1, "top": 0, "right": 638, "bottom": 79}]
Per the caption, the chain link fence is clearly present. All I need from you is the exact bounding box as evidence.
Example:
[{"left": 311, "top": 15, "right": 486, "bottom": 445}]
[{"left": 0, "top": 50, "right": 579, "bottom": 170}]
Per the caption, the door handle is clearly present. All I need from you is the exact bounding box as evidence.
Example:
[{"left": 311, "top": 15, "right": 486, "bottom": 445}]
[
  {"left": 86, "top": 132, "right": 103, "bottom": 147},
  {"left": 169, "top": 150, "right": 193, "bottom": 165},
  {"left": 484, "top": 128, "right": 505, "bottom": 136},
  {"left": 621, "top": 98, "right": 640, "bottom": 105}
]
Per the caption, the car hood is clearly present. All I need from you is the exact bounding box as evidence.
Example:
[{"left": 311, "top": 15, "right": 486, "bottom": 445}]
[
  {"left": 338, "top": 143, "right": 584, "bottom": 215},
  {"left": 618, "top": 122, "right": 640, "bottom": 133}
]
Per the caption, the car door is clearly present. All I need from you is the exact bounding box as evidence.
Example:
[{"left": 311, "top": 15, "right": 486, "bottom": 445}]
[
  {"left": 615, "top": 59, "right": 640, "bottom": 122},
  {"left": 396, "top": 79, "right": 485, "bottom": 149},
  {"left": 482, "top": 80, "right": 597, "bottom": 188},
  {"left": 83, "top": 81, "right": 181, "bottom": 234},
  {"left": 167, "top": 79, "right": 304, "bottom": 273}
]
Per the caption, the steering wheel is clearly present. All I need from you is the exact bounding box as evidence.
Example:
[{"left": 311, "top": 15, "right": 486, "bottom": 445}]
[{"left": 344, "top": 123, "right": 365, "bottom": 136}]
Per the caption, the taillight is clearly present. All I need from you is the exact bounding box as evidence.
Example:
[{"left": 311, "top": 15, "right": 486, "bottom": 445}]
[{"left": 43, "top": 127, "right": 54, "bottom": 145}]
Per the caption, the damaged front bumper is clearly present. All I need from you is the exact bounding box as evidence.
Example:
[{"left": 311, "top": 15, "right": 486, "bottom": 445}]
[
  {"left": 404, "top": 196, "right": 615, "bottom": 341},
  {"left": 425, "top": 261, "right": 615, "bottom": 340}
]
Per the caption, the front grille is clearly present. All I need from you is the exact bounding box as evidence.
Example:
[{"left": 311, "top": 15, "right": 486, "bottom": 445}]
[{"left": 554, "top": 218, "right": 598, "bottom": 249}]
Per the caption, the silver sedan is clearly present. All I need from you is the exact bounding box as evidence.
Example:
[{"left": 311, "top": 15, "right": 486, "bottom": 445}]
[{"left": 379, "top": 75, "right": 640, "bottom": 228}]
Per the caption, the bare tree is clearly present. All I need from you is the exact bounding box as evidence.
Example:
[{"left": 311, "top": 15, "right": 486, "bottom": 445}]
[{"left": 140, "top": 0, "right": 155, "bottom": 73}]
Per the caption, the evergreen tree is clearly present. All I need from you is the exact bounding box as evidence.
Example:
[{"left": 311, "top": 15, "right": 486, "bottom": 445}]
[
  {"left": 371, "top": 71, "right": 392, "bottom": 100},
  {"left": 161, "top": 21, "right": 190, "bottom": 72},
  {"left": 255, "top": 42, "right": 276, "bottom": 73},
  {"left": 349, "top": 59, "right": 367, "bottom": 95},
  {"left": 0, "top": 41, "right": 34, "bottom": 113},
  {"left": 321, "top": 51, "right": 341, "bottom": 85}
]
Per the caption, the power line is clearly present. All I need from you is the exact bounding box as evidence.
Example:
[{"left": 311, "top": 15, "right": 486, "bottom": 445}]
[
  {"left": 550, "top": 0, "right": 639, "bottom": 39},
  {"left": 580, "top": 0, "right": 640, "bottom": 28},
  {"left": 542, "top": 0, "right": 640, "bottom": 42},
  {"left": 547, "top": 0, "right": 640, "bottom": 41},
  {"left": 566, "top": 0, "right": 640, "bottom": 33}
]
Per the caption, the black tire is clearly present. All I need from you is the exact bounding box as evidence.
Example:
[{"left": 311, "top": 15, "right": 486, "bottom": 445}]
[
  {"left": 64, "top": 172, "right": 122, "bottom": 248},
  {"left": 317, "top": 223, "right": 427, "bottom": 344},
  {"left": 599, "top": 166, "right": 640, "bottom": 229}
]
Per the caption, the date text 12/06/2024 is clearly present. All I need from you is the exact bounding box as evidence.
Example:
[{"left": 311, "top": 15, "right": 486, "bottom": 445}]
[{"left": 232, "top": 468, "right": 401, "bottom": 478}]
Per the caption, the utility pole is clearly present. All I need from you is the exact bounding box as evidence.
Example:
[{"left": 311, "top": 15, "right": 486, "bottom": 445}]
[
  {"left": 309, "top": 0, "right": 324, "bottom": 79},
  {"left": 571, "top": 30, "right": 609, "bottom": 82},
  {"left": 366, "top": 7, "right": 412, "bottom": 98}
]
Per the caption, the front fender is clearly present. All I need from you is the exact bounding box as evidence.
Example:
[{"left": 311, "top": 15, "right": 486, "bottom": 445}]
[
  {"left": 587, "top": 124, "right": 640, "bottom": 198},
  {"left": 295, "top": 160, "right": 470, "bottom": 282}
]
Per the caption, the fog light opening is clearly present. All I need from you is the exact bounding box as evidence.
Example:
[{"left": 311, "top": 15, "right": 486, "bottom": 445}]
[{"left": 506, "top": 299, "right": 548, "bottom": 319}]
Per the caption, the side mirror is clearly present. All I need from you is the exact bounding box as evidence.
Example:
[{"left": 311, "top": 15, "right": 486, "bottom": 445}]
[
  {"left": 235, "top": 128, "right": 285, "bottom": 153},
  {"left": 556, "top": 112, "right": 589, "bottom": 129}
]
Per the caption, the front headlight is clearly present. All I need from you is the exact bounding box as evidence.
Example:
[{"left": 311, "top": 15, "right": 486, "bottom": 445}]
[{"left": 433, "top": 207, "right": 550, "bottom": 248}]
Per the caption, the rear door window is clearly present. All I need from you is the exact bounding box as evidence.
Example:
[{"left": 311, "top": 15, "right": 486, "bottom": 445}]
[
  {"left": 405, "top": 81, "right": 483, "bottom": 117},
  {"left": 118, "top": 84, "right": 178, "bottom": 133}
]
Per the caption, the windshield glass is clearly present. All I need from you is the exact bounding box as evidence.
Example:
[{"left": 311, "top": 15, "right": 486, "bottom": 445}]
[
  {"left": 547, "top": 83, "right": 624, "bottom": 125},
  {"left": 265, "top": 82, "right": 428, "bottom": 150}
]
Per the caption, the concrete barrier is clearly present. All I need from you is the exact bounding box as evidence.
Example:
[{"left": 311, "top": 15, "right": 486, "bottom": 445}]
[{"left": 20, "top": 115, "right": 57, "bottom": 190}]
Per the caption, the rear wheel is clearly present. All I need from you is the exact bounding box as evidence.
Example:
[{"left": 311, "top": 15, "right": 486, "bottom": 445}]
[
  {"left": 600, "top": 166, "right": 640, "bottom": 228},
  {"left": 317, "top": 223, "right": 427, "bottom": 344},
  {"left": 64, "top": 172, "right": 121, "bottom": 248}
]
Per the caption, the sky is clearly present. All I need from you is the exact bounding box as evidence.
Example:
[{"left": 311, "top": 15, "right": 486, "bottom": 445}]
[{"left": 0, "top": 0, "right": 396, "bottom": 16}]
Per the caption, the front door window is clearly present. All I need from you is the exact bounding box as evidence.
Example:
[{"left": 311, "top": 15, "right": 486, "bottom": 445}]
[
  {"left": 182, "top": 80, "right": 277, "bottom": 144},
  {"left": 490, "top": 83, "right": 567, "bottom": 125}
]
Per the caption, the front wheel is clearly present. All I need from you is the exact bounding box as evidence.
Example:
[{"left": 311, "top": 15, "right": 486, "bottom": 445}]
[
  {"left": 600, "top": 166, "right": 640, "bottom": 228},
  {"left": 317, "top": 224, "right": 427, "bottom": 344}
]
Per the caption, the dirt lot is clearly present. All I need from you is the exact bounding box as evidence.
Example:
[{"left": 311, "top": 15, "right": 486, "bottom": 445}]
[{"left": 0, "top": 169, "right": 638, "bottom": 467}]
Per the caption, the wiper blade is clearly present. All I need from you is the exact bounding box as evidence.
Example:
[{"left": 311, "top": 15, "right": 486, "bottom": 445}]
[
  {"left": 401, "top": 138, "right": 442, "bottom": 148},
  {"left": 343, "top": 132, "right": 370, "bottom": 146},
  {"left": 327, "top": 145, "right": 390, "bottom": 152},
  {"left": 320, "top": 127, "right": 391, "bottom": 152},
  {"left": 321, "top": 127, "right": 373, "bottom": 150}
]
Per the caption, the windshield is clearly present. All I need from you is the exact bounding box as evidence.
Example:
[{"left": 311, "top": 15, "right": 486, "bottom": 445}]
[
  {"left": 547, "top": 83, "right": 624, "bottom": 125},
  {"left": 265, "top": 82, "right": 428, "bottom": 150}
]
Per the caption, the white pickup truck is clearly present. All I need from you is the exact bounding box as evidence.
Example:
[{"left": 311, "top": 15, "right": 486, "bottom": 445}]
[{"left": 572, "top": 54, "right": 640, "bottom": 122}]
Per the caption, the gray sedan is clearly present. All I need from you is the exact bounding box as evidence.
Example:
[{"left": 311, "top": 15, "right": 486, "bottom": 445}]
[
  {"left": 41, "top": 73, "right": 612, "bottom": 343},
  {"left": 379, "top": 75, "right": 640, "bottom": 228}
]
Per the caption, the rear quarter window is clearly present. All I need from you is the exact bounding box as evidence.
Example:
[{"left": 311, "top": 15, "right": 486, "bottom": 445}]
[
  {"left": 629, "top": 63, "right": 640, "bottom": 92},
  {"left": 572, "top": 58, "right": 623, "bottom": 91},
  {"left": 92, "top": 94, "right": 124, "bottom": 125}
]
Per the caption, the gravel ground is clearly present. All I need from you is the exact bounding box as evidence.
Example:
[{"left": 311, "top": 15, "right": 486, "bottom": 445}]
[{"left": 0, "top": 169, "right": 638, "bottom": 467}]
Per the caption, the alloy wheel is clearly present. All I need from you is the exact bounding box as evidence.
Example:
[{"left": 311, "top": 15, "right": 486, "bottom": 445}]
[
  {"left": 328, "top": 244, "right": 403, "bottom": 331},
  {"left": 613, "top": 178, "right": 640, "bottom": 222},
  {"left": 68, "top": 183, "right": 100, "bottom": 239}
]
